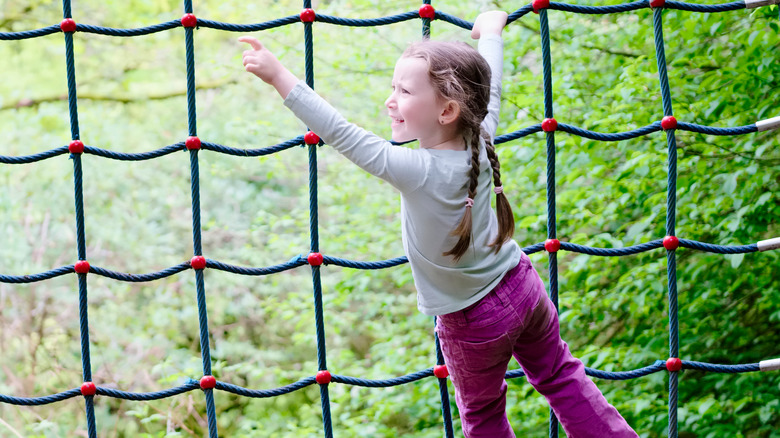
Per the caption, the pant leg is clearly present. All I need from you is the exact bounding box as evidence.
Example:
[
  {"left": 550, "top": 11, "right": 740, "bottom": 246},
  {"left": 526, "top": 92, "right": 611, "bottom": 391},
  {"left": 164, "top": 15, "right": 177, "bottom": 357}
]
[
  {"left": 510, "top": 269, "right": 639, "bottom": 438},
  {"left": 436, "top": 292, "right": 517, "bottom": 438}
]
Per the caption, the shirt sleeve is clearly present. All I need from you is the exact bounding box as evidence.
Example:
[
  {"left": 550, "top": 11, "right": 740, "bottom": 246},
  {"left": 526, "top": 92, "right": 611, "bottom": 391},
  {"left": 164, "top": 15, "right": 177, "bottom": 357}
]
[
  {"left": 283, "top": 81, "right": 428, "bottom": 193},
  {"left": 478, "top": 34, "right": 504, "bottom": 140}
]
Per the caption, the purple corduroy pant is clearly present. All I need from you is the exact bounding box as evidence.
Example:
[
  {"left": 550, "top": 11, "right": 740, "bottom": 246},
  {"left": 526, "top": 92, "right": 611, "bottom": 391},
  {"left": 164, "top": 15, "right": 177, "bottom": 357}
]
[{"left": 435, "top": 256, "right": 639, "bottom": 438}]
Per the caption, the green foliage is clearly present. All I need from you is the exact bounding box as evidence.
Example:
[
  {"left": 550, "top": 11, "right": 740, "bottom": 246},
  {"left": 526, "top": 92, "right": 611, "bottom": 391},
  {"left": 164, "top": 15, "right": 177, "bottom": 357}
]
[{"left": 1, "top": 0, "right": 778, "bottom": 437}]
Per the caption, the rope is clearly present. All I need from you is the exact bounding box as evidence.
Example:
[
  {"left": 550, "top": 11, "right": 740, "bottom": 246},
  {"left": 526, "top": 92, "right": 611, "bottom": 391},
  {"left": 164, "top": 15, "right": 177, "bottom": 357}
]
[{"left": 1, "top": 2, "right": 778, "bottom": 438}]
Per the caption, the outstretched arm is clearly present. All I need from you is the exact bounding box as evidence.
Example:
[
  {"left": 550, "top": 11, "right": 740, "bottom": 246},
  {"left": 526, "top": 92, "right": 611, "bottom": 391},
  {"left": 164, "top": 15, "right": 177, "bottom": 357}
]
[
  {"left": 239, "top": 36, "right": 429, "bottom": 193},
  {"left": 239, "top": 36, "right": 299, "bottom": 99},
  {"left": 472, "top": 11, "right": 508, "bottom": 140}
]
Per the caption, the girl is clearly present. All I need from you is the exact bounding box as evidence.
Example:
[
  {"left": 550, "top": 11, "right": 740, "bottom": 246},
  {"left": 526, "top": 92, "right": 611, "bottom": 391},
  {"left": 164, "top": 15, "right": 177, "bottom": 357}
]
[{"left": 239, "top": 10, "right": 638, "bottom": 438}]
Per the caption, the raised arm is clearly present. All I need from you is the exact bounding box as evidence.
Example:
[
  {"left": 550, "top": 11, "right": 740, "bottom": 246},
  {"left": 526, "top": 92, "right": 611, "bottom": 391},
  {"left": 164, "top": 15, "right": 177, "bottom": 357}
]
[
  {"left": 472, "top": 11, "right": 508, "bottom": 139},
  {"left": 239, "top": 36, "right": 428, "bottom": 193}
]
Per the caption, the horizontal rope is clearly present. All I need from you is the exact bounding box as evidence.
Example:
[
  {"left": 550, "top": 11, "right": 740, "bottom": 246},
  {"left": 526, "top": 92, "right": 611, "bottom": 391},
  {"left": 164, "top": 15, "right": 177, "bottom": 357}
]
[
  {"left": 0, "top": 1, "right": 756, "bottom": 42},
  {"left": 316, "top": 12, "right": 417, "bottom": 27},
  {"left": 678, "top": 239, "right": 758, "bottom": 254},
  {"left": 201, "top": 138, "right": 302, "bottom": 156},
  {"left": 676, "top": 122, "right": 757, "bottom": 136},
  {"left": 321, "top": 255, "right": 408, "bottom": 269},
  {"left": 216, "top": 378, "right": 316, "bottom": 398},
  {"left": 0, "top": 265, "right": 74, "bottom": 283},
  {"left": 585, "top": 361, "right": 667, "bottom": 380},
  {"left": 2, "top": 358, "right": 763, "bottom": 405},
  {"left": 77, "top": 21, "right": 180, "bottom": 36},
  {"left": 0, "top": 25, "right": 60, "bottom": 41},
  {"left": 561, "top": 240, "right": 663, "bottom": 256},
  {"left": 198, "top": 16, "right": 299, "bottom": 32},
  {"left": 665, "top": 0, "right": 746, "bottom": 12},
  {"left": 435, "top": 11, "right": 478, "bottom": 30},
  {"left": 0, "top": 238, "right": 760, "bottom": 284},
  {"left": 85, "top": 144, "right": 184, "bottom": 160},
  {"left": 1, "top": 121, "right": 762, "bottom": 166},
  {"left": 682, "top": 360, "right": 760, "bottom": 373},
  {"left": 558, "top": 122, "right": 661, "bottom": 141},
  {"left": 97, "top": 382, "right": 200, "bottom": 400},
  {"left": 90, "top": 263, "right": 191, "bottom": 282},
  {"left": 0, "top": 389, "right": 81, "bottom": 406},
  {"left": 0, "top": 146, "right": 69, "bottom": 164},
  {"left": 507, "top": 6, "right": 535, "bottom": 25},
  {"left": 495, "top": 125, "right": 543, "bottom": 144},
  {"left": 0, "top": 138, "right": 303, "bottom": 164},
  {"left": 506, "top": 361, "right": 667, "bottom": 380},
  {"left": 332, "top": 369, "right": 434, "bottom": 387},
  {"left": 550, "top": 0, "right": 648, "bottom": 14},
  {"left": 207, "top": 257, "right": 307, "bottom": 276}
]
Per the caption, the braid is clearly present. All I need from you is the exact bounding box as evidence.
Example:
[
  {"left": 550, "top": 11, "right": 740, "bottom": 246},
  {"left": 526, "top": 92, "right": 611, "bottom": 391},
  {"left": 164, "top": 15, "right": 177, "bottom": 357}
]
[
  {"left": 443, "top": 128, "right": 482, "bottom": 262},
  {"left": 483, "top": 128, "right": 515, "bottom": 250}
]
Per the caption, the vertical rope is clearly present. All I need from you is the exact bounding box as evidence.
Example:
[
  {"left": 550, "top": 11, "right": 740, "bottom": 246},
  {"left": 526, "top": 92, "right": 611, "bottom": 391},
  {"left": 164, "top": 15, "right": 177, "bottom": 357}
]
[
  {"left": 302, "top": 1, "right": 332, "bottom": 436},
  {"left": 422, "top": 0, "right": 432, "bottom": 39},
  {"left": 652, "top": 7, "right": 679, "bottom": 438},
  {"left": 434, "top": 319, "right": 454, "bottom": 438},
  {"left": 539, "top": 8, "right": 560, "bottom": 438},
  {"left": 61, "top": 0, "right": 96, "bottom": 436},
  {"left": 421, "top": 8, "right": 453, "bottom": 436},
  {"left": 182, "top": 0, "right": 218, "bottom": 435}
]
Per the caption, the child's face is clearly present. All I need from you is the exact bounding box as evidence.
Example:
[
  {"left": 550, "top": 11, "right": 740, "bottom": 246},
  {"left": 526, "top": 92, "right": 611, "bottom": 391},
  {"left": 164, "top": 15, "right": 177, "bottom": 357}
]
[{"left": 385, "top": 56, "right": 444, "bottom": 145}]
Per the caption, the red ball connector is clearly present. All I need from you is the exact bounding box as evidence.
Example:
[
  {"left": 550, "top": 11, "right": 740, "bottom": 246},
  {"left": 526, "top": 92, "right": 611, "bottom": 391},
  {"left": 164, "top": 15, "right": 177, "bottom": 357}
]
[
  {"left": 181, "top": 13, "right": 197, "bottom": 28},
  {"left": 304, "top": 131, "right": 320, "bottom": 145},
  {"left": 69, "top": 140, "right": 84, "bottom": 154},
  {"left": 74, "top": 260, "right": 90, "bottom": 274},
  {"left": 307, "top": 252, "right": 324, "bottom": 266},
  {"left": 200, "top": 375, "right": 217, "bottom": 389},
  {"left": 663, "top": 236, "right": 679, "bottom": 251},
  {"left": 300, "top": 8, "right": 316, "bottom": 22},
  {"left": 532, "top": 0, "right": 550, "bottom": 14},
  {"left": 185, "top": 136, "right": 201, "bottom": 150},
  {"left": 81, "top": 382, "right": 97, "bottom": 396},
  {"left": 190, "top": 256, "right": 207, "bottom": 270},
  {"left": 60, "top": 19, "right": 77, "bottom": 33},
  {"left": 316, "top": 370, "right": 332, "bottom": 384},
  {"left": 661, "top": 115, "right": 677, "bottom": 130},
  {"left": 433, "top": 365, "right": 449, "bottom": 379},
  {"left": 542, "top": 118, "right": 558, "bottom": 132},
  {"left": 419, "top": 4, "right": 435, "bottom": 19}
]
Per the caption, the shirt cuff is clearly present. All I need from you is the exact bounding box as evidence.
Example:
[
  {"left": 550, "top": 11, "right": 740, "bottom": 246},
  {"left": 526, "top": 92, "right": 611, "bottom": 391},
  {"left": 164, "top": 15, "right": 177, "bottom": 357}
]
[
  {"left": 478, "top": 33, "right": 503, "bottom": 47},
  {"left": 282, "top": 79, "right": 310, "bottom": 111}
]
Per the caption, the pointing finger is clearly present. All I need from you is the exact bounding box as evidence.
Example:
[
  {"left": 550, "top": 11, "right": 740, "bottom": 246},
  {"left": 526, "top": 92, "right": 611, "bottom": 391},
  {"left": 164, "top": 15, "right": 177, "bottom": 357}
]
[{"left": 238, "top": 36, "right": 263, "bottom": 51}]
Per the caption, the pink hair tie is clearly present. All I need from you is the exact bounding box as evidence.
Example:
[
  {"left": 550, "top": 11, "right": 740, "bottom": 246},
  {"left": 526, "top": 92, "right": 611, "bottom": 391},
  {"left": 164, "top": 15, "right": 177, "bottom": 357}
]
[
  {"left": 493, "top": 186, "right": 504, "bottom": 195},
  {"left": 465, "top": 197, "right": 474, "bottom": 208}
]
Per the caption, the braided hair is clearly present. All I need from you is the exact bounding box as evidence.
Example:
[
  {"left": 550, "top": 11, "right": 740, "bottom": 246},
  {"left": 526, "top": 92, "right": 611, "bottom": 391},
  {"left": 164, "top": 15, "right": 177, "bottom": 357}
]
[{"left": 402, "top": 40, "right": 514, "bottom": 261}]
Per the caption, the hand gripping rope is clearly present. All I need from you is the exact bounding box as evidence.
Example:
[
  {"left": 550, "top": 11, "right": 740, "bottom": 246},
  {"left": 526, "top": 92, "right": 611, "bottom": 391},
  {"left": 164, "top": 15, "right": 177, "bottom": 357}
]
[{"left": 1, "top": 1, "right": 779, "bottom": 438}]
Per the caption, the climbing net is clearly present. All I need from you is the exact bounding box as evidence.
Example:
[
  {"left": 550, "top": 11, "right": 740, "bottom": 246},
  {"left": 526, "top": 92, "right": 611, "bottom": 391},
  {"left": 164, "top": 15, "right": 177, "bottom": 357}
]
[{"left": 2, "top": 0, "right": 779, "bottom": 437}]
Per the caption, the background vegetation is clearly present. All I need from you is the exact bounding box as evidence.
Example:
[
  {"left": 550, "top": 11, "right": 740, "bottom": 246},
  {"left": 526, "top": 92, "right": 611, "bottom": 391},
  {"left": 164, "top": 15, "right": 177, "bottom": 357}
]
[{"left": 1, "top": 0, "right": 778, "bottom": 436}]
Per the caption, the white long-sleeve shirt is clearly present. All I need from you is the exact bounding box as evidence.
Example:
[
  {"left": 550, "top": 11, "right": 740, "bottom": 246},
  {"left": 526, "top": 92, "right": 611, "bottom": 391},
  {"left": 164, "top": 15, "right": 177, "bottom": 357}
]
[{"left": 283, "top": 34, "right": 524, "bottom": 315}]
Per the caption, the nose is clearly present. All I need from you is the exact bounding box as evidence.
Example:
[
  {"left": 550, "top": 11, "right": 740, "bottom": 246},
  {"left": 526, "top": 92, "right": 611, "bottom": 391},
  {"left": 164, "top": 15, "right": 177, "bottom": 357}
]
[{"left": 385, "top": 92, "right": 396, "bottom": 109}]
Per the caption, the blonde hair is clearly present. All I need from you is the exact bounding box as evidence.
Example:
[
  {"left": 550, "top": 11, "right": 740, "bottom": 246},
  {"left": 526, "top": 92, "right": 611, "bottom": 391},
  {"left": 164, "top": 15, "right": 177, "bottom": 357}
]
[{"left": 402, "top": 40, "right": 514, "bottom": 262}]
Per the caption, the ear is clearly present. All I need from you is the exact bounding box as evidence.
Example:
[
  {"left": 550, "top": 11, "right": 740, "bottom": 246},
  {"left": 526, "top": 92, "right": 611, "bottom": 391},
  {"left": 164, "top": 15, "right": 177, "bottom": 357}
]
[{"left": 438, "top": 100, "right": 461, "bottom": 125}]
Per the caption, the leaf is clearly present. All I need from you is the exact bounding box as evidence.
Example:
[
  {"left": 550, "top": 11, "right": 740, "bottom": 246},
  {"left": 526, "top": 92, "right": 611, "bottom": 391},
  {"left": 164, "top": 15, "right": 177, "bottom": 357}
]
[
  {"left": 729, "top": 253, "right": 745, "bottom": 269},
  {"left": 698, "top": 398, "right": 717, "bottom": 415},
  {"left": 625, "top": 221, "right": 648, "bottom": 241},
  {"left": 723, "top": 173, "right": 738, "bottom": 195}
]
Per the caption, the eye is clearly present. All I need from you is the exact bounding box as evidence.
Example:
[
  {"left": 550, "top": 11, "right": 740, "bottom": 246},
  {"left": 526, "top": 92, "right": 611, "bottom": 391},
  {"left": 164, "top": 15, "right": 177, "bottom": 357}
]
[{"left": 401, "top": 88, "right": 410, "bottom": 94}]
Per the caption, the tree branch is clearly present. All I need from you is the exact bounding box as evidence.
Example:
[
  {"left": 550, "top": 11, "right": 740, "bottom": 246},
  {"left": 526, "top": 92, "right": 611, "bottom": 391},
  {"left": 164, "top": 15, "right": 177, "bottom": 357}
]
[
  {"left": 1, "top": 79, "right": 240, "bottom": 111},
  {"left": 515, "top": 21, "right": 641, "bottom": 58}
]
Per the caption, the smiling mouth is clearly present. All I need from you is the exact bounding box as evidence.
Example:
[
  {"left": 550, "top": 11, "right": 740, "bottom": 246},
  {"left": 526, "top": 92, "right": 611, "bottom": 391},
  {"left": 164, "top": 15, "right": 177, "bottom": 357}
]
[{"left": 391, "top": 117, "right": 404, "bottom": 125}]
